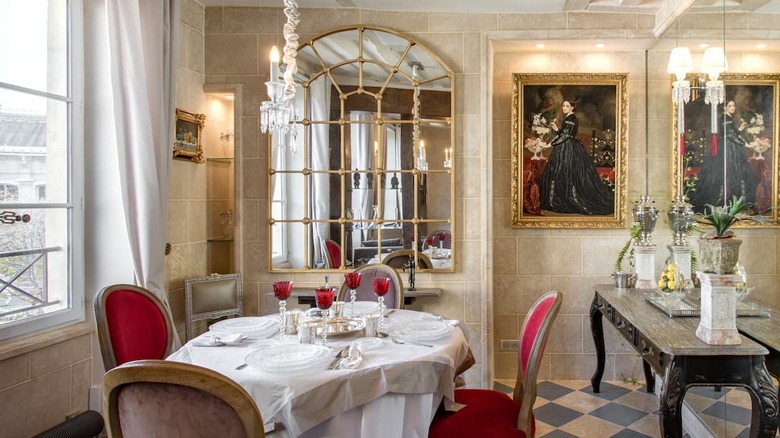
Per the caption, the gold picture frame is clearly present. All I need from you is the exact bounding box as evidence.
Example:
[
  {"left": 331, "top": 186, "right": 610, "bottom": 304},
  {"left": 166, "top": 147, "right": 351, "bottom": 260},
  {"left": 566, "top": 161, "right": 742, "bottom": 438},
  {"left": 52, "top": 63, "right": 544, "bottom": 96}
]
[
  {"left": 173, "top": 108, "right": 205, "bottom": 163},
  {"left": 671, "top": 73, "right": 779, "bottom": 226},
  {"left": 511, "top": 73, "right": 629, "bottom": 228}
]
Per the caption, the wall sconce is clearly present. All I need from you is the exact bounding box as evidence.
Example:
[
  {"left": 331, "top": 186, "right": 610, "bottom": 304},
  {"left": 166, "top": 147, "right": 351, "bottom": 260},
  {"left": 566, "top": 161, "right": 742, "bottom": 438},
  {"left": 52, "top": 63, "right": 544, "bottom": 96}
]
[{"left": 260, "top": 0, "right": 300, "bottom": 155}]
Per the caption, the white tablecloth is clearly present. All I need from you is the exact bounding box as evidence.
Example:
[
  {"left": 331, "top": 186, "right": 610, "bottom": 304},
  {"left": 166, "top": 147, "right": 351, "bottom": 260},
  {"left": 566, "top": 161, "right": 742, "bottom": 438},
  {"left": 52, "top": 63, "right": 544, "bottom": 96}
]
[{"left": 167, "top": 310, "right": 473, "bottom": 437}]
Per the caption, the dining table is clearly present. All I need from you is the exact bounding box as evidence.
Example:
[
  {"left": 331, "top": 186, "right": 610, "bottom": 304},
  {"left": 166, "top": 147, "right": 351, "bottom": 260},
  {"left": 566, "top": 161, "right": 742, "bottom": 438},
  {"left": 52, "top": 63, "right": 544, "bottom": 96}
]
[{"left": 167, "top": 308, "right": 475, "bottom": 437}]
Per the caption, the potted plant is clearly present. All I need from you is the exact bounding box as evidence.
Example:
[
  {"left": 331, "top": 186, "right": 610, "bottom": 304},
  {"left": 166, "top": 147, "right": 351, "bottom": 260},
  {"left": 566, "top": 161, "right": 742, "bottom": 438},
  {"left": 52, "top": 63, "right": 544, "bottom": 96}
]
[
  {"left": 612, "top": 222, "right": 640, "bottom": 288},
  {"left": 696, "top": 195, "right": 762, "bottom": 274}
]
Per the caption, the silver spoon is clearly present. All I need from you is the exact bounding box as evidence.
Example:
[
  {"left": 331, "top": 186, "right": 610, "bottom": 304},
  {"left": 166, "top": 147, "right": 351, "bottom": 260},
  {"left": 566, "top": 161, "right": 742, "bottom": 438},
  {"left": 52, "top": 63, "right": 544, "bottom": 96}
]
[
  {"left": 235, "top": 362, "right": 248, "bottom": 370},
  {"left": 391, "top": 337, "right": 433, "bottom": 348}
]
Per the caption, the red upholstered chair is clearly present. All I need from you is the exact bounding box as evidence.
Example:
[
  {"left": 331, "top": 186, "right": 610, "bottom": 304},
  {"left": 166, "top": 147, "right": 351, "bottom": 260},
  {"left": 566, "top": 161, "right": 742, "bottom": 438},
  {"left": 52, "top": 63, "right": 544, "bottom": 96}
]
[
  {"left": 324, "top": 239, "right": 342, "bottom": 269},
  {"left": 336, "top": 263, "right": 404, "bottom": 309},
  {"left": 103, "top": 360, "right": 265, "bottom": 438},
  {"left": 429, "top": 291, "right": 562, "bottom": 438},
  {"left": 94, "top": 284, "right": 176, "bottom": 371}
]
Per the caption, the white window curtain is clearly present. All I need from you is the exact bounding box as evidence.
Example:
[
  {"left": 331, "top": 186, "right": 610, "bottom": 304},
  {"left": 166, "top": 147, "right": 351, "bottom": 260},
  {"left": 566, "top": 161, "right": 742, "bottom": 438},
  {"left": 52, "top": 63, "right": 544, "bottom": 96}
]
[
  {"left": 105, "top": 0, "right": 178, "bottom": 313},
  {"left": 309, "top": 76, "right": 331, "bottom": 267},
  {"left": 350, "top": 111, "right": 376, "bottom": 241}
]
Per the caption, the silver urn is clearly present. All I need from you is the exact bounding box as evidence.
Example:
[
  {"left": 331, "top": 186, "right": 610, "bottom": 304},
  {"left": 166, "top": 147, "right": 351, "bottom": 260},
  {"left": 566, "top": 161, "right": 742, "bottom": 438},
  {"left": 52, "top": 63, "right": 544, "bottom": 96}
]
[
  {"left": 668, "top": 195, "right": 695, "bottom": 246},
  {"left": 632, "top": 195, "right": 659, "bottom": 246}
]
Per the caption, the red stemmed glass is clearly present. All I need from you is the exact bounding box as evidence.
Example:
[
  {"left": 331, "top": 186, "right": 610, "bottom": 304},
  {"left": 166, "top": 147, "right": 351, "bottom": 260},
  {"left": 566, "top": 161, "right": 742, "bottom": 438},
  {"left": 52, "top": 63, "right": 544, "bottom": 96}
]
[
  {"left": 372, "top": 277, "right": 391, "bottom": 331},
  {"left": 314, "top": 286, "right": 336, "bottom": 345},
  {"left": 273, "top": 281, "right": 294, "bottom": 338},
  {"left": 344, "top": 272, "right": 362, "bottom": 317}
]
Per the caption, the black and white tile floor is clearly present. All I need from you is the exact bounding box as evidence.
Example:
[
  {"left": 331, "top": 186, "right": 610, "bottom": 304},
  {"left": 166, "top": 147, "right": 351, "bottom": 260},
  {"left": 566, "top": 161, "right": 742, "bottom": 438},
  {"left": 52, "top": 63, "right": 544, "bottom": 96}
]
[{"left": 493, "top": 380, "right": 778, "bottom": 438}]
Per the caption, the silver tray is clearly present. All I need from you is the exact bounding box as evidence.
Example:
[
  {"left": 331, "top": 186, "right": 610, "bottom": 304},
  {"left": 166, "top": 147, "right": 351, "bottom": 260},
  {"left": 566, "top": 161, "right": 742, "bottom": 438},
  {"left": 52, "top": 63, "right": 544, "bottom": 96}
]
[
  {"left": 313, "top": 317, "right": 366, "bottom": 337},
  {"left": 644, "top": 293, "right": 771, "bottom": 318}
]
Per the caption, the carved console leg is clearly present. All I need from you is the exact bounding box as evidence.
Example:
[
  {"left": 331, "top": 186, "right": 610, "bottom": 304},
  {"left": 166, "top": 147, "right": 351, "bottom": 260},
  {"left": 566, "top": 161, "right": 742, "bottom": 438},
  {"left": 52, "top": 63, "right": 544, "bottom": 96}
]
[
  {"left": 589, "top": 294, "right": 605, "bottom": 393},
  {"left": 660, "top": 358, "right": 686, "bottom": 438},
  {"left": 745, "top": 357, "right": 779, "bottom": 438},
  {"left": 642, "top": 360, "right": 655, "bottom": 393}
]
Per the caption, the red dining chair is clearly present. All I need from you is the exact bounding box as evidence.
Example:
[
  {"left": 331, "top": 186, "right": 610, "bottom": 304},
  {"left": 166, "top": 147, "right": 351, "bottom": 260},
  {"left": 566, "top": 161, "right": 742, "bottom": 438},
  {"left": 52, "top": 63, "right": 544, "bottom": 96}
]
[
  {"left": 103, "top": 360, "right": 265, "bottom": 438},
  {"left": 324, "top": 239, "right": 342, "bottom": 269},
  {"left": 336, "top": 263, "right": 404, "bottom": 309},
  {"left": 94, "top": 284, "right": 176, "bottom": 371},
  {"left": 429, "top": 291, "right": 562, "bottom": 438}
]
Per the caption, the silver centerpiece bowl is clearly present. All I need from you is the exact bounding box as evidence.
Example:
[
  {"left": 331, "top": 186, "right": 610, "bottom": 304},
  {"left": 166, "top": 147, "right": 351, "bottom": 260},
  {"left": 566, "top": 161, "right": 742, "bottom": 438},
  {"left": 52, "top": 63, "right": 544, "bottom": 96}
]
[
  {"left": 632, "top": 195, "right": 659, "bottom": 246},
  {"left": 667, "top": 195, "right": 694, "bottom": 246}
]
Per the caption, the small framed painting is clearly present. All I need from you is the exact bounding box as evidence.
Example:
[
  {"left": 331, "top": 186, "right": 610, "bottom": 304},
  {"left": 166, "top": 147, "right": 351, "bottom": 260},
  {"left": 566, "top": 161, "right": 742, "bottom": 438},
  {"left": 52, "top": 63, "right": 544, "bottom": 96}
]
[
  {"left": 173, "top": 108, "right": 205, "bottom": 163},
  {"left": 511, "top": 73, "right": 629, "bottom": 228}
]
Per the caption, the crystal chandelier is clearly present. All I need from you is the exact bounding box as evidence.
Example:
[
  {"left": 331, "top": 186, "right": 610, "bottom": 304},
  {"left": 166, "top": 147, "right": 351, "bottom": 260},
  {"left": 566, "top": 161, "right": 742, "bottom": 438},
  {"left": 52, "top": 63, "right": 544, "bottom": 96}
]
[{"left": 260, "top": 0, "right": 300, "bottom": 155}]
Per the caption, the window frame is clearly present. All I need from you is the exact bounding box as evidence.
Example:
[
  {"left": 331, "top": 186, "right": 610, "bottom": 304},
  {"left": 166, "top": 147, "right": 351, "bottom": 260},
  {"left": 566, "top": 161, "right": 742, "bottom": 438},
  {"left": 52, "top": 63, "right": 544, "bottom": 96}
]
[{"left": 0, "top": 0, "right": 84, "bottom": 341}]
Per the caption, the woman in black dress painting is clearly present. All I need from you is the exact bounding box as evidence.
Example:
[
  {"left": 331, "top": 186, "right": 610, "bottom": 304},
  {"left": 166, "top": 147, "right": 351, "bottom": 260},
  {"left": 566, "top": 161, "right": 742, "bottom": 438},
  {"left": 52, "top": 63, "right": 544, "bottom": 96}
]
[
  {"left": 539, "top": 100, "right": 614, "bottom": 215},
  {"left": 688, "top": 100, "right": 756, "bottom": 213}
]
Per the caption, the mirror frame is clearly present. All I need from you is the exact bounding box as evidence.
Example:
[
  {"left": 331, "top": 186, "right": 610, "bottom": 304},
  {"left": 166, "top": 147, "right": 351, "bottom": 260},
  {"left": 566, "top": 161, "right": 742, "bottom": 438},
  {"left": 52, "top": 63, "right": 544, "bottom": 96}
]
[{"left": 267, "top": 25, "right": 455, "bottom": 273}]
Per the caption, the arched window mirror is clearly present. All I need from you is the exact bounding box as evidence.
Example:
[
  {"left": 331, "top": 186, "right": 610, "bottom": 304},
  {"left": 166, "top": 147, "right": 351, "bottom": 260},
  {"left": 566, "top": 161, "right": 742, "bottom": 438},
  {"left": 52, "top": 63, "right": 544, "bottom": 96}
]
[{"left": 268, "top": 26, "right": 455, "bottom": 272}]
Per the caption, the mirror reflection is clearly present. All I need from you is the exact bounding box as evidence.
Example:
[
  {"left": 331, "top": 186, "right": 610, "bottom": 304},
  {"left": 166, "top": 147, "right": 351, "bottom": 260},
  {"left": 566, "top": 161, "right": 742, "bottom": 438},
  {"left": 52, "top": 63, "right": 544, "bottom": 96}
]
[
  {"left": 659, "top": 0, "right": 780, "bottom": 225},
  {"left": 268, "top": 26, "right": 455, "bottom": 272}
]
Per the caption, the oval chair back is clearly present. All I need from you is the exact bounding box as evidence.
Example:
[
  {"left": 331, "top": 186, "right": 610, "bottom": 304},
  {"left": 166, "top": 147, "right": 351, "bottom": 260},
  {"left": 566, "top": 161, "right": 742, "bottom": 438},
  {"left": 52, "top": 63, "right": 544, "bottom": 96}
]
[
  {"left": 103, "top": 360, "right": 265, "bottom": 438},
  {"left": 94, "top": 284, "right": 176, "bottom": 370},
  {"left": 337, "top": 263, "right": 404, "bottom": 309},
  {"left": 324, "top": 239, "right": 342, "bottom": 269},
  {"left": 382, "top": 249, "right": 432, "bottom": 270}
]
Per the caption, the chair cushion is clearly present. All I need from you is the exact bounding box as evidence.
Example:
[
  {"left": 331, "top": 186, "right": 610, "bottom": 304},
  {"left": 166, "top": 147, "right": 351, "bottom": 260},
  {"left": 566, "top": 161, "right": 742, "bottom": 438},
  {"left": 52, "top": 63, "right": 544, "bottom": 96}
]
[
  {"left": 106, "top": 290, "right": 169, "bottom": 365},
  {"left": 429, "top": 389, "right": 530, "bottom": 438}
]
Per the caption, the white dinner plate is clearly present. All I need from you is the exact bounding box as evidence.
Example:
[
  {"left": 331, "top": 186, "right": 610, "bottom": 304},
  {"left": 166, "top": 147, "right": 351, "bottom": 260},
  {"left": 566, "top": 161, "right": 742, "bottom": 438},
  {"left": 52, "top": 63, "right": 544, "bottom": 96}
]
[
  {"left": 210, "top": 317, "right": 277, "bottom": 337},
  {"left": 352, "top": 337, "right": 383, "bottom": 352},
  {"left": 343, "top": 301, "right": 381, "bottom": 318},
  {"left": 245, "top": 344, "right": 331, "bottom": 372},
  {"left": 389, "top": 320, "right": 454, "bottom": 342}
]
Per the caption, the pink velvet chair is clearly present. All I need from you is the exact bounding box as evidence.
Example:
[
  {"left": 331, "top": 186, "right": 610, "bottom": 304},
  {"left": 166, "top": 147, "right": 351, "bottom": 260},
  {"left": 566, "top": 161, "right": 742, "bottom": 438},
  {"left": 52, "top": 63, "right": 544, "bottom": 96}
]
[
  {"left": 103, "top": 360, "right": 265, "bottom": 438},
  {"left": 336, "top": 263, "right": 404, "bottom": 309},
  {"left": 429, "top": 291, "right": 563, "bottom": 438},
  {"left": 94, "top": 284, "right": 176, "bottom": 370}
]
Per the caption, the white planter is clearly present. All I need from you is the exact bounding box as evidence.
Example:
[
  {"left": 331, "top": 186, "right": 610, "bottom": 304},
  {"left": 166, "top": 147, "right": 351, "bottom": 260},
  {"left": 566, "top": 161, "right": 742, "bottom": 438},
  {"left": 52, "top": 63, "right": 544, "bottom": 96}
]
[{"left": 695, "top": 272, "right": 741, "bottom": 345}]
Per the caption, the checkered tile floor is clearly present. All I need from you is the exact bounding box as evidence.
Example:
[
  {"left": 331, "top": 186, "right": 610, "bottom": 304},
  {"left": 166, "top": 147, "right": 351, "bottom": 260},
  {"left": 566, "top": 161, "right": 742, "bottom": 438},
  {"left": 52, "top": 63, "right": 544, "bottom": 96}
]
[{"left": 494, "top": 380, "right": 777, "bottom": 438}]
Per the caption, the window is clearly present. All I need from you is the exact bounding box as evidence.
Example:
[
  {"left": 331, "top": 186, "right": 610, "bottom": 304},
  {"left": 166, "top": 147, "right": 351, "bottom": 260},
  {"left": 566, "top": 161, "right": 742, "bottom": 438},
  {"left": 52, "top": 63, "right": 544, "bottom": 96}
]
[{"left": 0, "top": 0, "right": 83, "bottom": 339}]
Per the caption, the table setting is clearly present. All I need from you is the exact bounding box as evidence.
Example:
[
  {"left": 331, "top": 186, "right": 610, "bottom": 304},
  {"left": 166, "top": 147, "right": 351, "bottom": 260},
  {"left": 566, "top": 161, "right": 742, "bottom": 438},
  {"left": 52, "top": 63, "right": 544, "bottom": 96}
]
[{"left": 167, "top": 301, "right": 473, "bottom": 437}]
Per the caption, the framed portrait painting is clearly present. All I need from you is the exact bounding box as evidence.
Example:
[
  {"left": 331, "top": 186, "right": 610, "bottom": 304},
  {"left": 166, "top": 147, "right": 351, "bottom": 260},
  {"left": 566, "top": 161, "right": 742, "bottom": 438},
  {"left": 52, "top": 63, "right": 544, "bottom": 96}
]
[
  {"left": 671, "top": 73, "right": 779, "bottom": 226},
  {"left": 511, "top": 73, "right": 629, "bottom": 228},
  {"left": 173, "top": 108, "right": 205, "bottom": 163}
]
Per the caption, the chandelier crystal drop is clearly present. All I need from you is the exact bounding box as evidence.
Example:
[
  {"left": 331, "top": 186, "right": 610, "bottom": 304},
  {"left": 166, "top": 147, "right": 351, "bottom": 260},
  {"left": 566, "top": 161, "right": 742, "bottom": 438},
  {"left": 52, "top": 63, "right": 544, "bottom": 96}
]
[{"left": 260, "top": 0, "right": 300, "bottom": 156}]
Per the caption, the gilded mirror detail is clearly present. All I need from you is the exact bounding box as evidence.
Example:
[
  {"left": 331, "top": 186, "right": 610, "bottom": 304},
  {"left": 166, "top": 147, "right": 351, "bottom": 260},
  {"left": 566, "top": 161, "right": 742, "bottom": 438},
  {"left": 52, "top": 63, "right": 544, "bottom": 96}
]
[{"left": 268, "top": 26, "right": 455, "bottom": 272}]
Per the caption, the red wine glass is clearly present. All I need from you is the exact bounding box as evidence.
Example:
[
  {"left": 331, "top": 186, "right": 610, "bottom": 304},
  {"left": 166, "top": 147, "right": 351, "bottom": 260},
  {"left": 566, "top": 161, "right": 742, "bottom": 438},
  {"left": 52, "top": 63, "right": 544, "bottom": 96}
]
[
  {"left": 314, "top": 286, "right": 336, "bottom": 345},
  {"left": 344, "top": 272, "right": 362, "bottom": 317},
  {"left": 372, "top": 277, "right": 391, "bottom": 331},
  {"left": 273, "top": 281, "right": 294, "bottom": 338}
]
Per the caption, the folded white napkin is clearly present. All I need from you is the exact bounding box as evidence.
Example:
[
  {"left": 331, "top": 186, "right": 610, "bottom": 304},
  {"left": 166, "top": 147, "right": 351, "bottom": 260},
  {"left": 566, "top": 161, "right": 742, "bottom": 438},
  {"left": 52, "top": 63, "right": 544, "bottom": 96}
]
[
  {"left": 339, "top": 342, "right": 364, "bottom": 369},
  {"left": 192, "top": 333, "right": 246, "bottom": 347}
]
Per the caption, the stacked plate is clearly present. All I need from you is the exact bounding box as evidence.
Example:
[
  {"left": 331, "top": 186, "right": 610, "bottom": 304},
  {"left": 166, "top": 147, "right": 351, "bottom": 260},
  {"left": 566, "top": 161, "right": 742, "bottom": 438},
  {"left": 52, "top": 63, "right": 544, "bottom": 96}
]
[
  {"left": 244, "top": 344, "right": 331, "bottom": 372},
  {"left": 209, "top": 317, "right": 277, "bottom": 338},
  {"left": 388, "top": 320, "right": 454, "bottom": 342},
  {"left": 343, "top": 301, "right": 381, "bottom": 318}
]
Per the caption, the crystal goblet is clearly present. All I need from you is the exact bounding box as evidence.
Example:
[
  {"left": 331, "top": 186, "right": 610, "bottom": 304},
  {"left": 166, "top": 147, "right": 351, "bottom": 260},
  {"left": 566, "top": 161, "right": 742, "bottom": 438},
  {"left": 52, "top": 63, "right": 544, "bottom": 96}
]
[
  {"left": 314, "top": 286, "right": 336, "bottom": 346},
  {"left": 372, "top": 277, "right": 391, "bottom": 332},
  {"left": 273, "top": 281, "right": 294, "bottom": 339},
  {"left": 344, "top": 272, "right": 362, "bottom": 317}
]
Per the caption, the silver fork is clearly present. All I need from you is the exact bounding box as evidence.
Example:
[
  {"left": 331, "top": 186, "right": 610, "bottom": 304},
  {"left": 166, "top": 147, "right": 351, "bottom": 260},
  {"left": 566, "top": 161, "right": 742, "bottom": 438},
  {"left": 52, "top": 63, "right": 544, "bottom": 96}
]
[{"left": 327, "top": 346, "right": 351, "bottom": 369}]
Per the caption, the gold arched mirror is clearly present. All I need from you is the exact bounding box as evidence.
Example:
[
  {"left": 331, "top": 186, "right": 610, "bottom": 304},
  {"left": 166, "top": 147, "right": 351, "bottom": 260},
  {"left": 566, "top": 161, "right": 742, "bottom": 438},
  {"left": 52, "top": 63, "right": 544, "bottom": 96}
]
[{"left": 268, "top": 26, "right": 455, "bottom": 272}]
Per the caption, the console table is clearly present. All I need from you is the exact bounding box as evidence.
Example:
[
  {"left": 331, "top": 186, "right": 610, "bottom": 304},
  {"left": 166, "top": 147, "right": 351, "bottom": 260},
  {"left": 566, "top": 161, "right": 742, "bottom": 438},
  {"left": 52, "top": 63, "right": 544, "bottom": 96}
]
[
  {"left": 269, "top": 287, "right": 442, "bottom": 307},
  {"left": 589, "top": 285, "right": 778, "bottom": 438}
]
